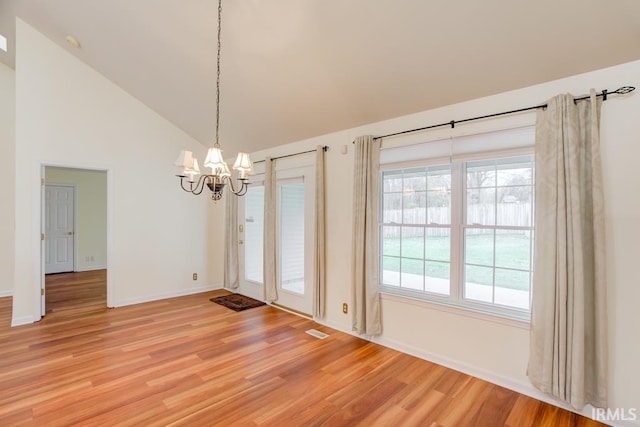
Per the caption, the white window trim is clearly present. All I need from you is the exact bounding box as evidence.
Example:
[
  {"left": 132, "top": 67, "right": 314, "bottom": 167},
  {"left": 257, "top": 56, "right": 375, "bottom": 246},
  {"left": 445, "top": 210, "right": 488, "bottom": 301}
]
[{"left": 379, "top": 147, "right": 534, "bottom": 322}]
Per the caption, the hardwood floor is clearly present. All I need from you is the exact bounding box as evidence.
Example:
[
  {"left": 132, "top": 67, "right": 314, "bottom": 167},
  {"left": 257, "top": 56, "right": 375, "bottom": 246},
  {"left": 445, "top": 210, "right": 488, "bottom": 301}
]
[
  {"left": 0, "top": 296, "right": 11, "bottom": 328},
  {"left": 44, "top": 270, "right": 107, "bottom": 316},
  {"left": 0, "top": 272, "right": 602, "bottom": 426}
]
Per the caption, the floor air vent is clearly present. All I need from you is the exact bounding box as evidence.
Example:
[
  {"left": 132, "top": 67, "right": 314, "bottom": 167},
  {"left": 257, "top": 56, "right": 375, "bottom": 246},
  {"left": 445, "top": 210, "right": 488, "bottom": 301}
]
[{"left": 305, "top": 329, "right": 329, "bottom": 339}]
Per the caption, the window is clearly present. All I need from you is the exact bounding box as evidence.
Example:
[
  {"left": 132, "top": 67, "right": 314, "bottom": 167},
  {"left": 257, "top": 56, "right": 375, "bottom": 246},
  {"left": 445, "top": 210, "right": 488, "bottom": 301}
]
[{"left": 380, "top": 153, "right": 534, "bottom": 320}]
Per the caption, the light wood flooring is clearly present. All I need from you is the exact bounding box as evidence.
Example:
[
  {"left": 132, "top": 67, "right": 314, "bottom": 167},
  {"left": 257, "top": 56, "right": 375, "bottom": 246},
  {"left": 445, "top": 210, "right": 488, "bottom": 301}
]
[{"left": 0, "top": 271, "right": 602, "bottom": 426}]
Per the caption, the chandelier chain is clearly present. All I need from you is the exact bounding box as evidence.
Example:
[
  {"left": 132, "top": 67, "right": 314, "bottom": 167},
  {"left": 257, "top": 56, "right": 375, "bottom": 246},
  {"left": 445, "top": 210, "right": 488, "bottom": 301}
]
[{"left": 214, "top": 0, "right": 222, "bottom": 147}]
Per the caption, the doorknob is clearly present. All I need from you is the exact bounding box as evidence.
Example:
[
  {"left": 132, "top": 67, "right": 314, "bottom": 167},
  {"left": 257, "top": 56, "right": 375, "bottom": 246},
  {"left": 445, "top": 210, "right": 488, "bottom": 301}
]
[
  {"left": 68, "top": 231, "right": 73, "bottom": 236},
  {"left": 239, "top": 240, "right": 244, "bottom": 245}
]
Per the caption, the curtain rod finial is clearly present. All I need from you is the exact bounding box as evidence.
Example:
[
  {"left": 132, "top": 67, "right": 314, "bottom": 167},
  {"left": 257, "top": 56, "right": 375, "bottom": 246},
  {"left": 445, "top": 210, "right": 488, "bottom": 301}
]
[{"left": 615, "top": 86, "right": 635, "bottom": 95}]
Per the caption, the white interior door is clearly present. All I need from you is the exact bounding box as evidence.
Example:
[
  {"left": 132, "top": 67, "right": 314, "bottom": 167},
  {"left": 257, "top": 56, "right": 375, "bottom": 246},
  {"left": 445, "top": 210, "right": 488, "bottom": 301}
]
[{"left": 45, "top": 185, "right": 75, "bottom": 274}]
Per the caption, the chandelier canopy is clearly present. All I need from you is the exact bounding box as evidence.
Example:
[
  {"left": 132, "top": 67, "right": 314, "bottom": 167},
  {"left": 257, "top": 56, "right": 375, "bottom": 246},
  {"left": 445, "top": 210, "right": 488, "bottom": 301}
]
[{"left": 175, "top": 0, "right": 252, "bottom": 201}]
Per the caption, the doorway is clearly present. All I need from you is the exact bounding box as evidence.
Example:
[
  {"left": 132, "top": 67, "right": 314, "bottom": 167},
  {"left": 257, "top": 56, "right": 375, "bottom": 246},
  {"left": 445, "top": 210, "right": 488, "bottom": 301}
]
[{"left": 42, "top": 166, "right": 108, "bottom": 316}]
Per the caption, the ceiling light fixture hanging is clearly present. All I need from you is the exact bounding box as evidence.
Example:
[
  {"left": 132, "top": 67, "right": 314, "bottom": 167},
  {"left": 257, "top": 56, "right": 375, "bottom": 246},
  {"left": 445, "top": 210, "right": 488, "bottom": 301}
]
[{"left": 174, "top": 0, "right": 253, "bottom": 201}]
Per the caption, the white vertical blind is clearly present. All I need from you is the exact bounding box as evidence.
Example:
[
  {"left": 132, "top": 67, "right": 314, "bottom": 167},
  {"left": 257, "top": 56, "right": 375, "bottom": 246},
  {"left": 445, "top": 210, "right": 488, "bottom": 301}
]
[
  {"left": 279, "top": 182, "right": 305, "bottom": 294},
  {"left": 244, "top": 185, "right": 264, "bottom": 283}
]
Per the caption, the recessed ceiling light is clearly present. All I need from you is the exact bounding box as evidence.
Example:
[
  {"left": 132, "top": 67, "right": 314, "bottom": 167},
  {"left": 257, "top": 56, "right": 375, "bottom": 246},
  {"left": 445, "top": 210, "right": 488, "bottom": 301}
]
[
  {"left": 0, "top": 34, "right": 7, "bottom": 52},
  {"left": 65, "top": 35, "right": 80, "bottom": 49}
]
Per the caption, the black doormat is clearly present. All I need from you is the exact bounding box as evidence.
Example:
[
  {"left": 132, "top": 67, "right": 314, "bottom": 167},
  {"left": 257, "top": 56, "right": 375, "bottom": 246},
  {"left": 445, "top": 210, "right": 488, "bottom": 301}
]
[{"left": 210, "top": 293, "right": 266, "bottom": 312}]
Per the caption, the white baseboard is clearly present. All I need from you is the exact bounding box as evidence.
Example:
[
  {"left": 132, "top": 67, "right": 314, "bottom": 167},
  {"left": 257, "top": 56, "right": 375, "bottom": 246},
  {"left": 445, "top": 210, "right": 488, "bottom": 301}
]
[
  {"left": 0, "top": 290, "right": 13, "bottom": 297},
  {"left": 75, "top": 265, "right": 107, "bottom": 272},
  {"left": 113, "top": 283, "right": 222, "bottom": 308},
  {"left": 11, "top": 315, "right": 35, "bottom": 327},
  {"left": 314, "top": 318, "right": 632, "bottom": 427}
]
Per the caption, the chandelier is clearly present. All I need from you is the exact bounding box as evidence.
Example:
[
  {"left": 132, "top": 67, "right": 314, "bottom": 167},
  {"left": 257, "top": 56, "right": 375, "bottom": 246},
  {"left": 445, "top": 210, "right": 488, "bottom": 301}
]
[{"left": 174, "top": 0, "right": 253, "bottom": 201}]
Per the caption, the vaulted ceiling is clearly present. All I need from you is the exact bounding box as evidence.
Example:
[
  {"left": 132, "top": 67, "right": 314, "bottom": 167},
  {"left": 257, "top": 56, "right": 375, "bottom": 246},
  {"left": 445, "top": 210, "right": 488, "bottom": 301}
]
[{"left": 1, "top": 0, "right": 639, "bottom": 153}]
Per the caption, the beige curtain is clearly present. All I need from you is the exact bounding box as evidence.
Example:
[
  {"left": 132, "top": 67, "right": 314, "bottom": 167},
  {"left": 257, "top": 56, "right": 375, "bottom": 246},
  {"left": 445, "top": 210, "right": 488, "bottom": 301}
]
[
  {"left": 313, "top": 146, "right": 326, "bottom": 318},
  {"left": 263, "top": 158, "right": 278, "bottom": 302},
  {"left": 528, "top": 90, "right": 607, "bottom": 409},
  {"left": 223, "top": 189, "right": 239, "bottom": 290},
  {"left": 352, "top": 135, "right": 382, "bottom": 335}
]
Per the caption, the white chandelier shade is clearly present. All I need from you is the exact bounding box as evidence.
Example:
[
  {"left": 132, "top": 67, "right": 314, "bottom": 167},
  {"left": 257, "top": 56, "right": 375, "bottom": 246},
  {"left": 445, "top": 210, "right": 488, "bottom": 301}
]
[
  {"left": 232, "top": 152, "right": 254, "bottom": 178},
  {"left": 204, "top": 147, "right": 225, "bottom": 171}
]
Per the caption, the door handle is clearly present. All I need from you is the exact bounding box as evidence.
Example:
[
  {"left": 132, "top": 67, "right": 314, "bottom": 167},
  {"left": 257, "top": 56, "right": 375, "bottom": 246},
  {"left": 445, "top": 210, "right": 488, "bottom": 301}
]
[
  {"left": 239, "top": 240, "right": 244, "bottom": 245},
  {"left": 68, "top": 232, "right": 73, "bottom": 236}
]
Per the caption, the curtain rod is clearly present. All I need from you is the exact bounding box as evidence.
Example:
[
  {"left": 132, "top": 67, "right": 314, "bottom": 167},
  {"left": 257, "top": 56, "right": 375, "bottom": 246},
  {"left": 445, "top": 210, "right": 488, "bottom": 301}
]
[
  {"left": 353, "top": 86, "right": 634, "bottom": 142},
  {"left": 252, "top": 145, "right": 328, "bottom": 165}
]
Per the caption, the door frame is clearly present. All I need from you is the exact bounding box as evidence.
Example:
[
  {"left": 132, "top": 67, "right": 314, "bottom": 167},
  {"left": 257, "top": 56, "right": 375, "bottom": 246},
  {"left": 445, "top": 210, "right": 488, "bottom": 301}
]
[
  {"left": 44, "top": 183, "right": 77, "bottom": 275},
  {"left": 39, "top": 163, "right": 113, "bottom": 317}
]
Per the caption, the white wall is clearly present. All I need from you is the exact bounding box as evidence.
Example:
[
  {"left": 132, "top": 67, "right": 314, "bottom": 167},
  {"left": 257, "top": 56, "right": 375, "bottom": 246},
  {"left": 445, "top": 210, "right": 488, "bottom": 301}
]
[
  {"left": 0, "top": 63, "right": 15, "bottom": 297},
  {"left": 251, "top": 60, "right": 640, "bottom": 422},
  {"left": 45, "top": 167, "right": 107, "bottom": 271},
  {"left": 13, "top": 19, "right": 225, "bottom": 325}
]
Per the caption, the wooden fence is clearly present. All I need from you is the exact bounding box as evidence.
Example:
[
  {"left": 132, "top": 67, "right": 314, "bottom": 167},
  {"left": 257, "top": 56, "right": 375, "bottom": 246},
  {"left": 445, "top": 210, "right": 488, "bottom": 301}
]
[{"left": 383, "top": 203, "right": 532, "bottom": 237}]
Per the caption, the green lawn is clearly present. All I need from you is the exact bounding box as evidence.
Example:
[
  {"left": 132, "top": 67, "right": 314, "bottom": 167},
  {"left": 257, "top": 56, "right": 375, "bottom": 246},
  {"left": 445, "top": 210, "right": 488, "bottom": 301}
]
[{"left": 382, "top": 233, "right": 531, "bottom": 291}]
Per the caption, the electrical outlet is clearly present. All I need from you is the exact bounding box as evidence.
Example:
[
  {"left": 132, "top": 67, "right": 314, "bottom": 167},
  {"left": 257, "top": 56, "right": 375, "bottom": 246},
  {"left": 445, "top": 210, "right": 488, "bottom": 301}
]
[
  {"left": 342, "top": 303, "right": 348, "bottom": 314},
  {"left": 192, "top": 273, "right": 198, "bottom": 281}
]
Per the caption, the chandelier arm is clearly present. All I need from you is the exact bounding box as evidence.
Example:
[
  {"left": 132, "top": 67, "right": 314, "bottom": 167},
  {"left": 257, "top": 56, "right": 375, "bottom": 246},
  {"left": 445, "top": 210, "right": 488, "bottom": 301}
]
[
  {"left": 235, "top": 183, "right": 249, "bottom": 196},
  {"left": 190, "top": 175, "right": 210, "bottom": 195},
  {"left": 224, "top": 175, "right": 238, "bottom": 193},
  {"left": 233, "top": 178, "right": 250, "bottom": 196},
  {"left": 191, "top": 177, "right": 204, "bottom": 196},
  {"left": 178, "top": 175, "right": 198, "bottom": 193},
  {"left": 225, "top": 176, "right": 249, "bottom": 195}
]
